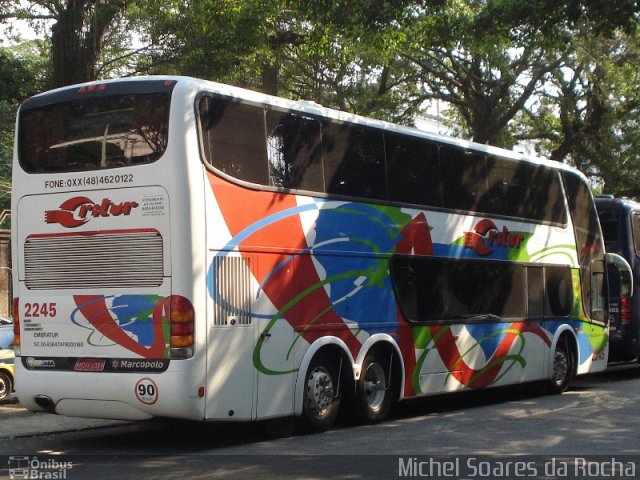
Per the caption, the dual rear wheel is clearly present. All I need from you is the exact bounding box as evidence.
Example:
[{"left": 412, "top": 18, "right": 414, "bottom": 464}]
[
  {"left": 300, "top": 336, "right": 576, "bottom": 432},
  {"left": 301, "top": 348, "right": 395, "bottom": 432}
]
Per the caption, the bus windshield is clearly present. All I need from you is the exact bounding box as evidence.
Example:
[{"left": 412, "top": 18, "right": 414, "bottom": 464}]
[{"left": 19, "top": 92, "right": 171, "bottom": 173}]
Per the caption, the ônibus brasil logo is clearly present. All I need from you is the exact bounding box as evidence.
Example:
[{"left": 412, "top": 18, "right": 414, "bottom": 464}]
[
  {"left": 463, "top": 219, "right": 525, "bottom": 256},
  {"left": 45, "top": 196, "right": 139, "bottom": 228}
]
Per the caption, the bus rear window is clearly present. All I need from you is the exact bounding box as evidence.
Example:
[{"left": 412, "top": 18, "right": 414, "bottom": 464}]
[{"left": 18, "top": 93, "right": 171, "bottom": 173}]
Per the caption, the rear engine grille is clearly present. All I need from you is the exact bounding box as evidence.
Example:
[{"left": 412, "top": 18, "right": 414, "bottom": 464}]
[
  {"left": 211, "top": 254, "right": 253, "bottom": 326},
  {"left": 24, "top": 230, "right": 164, "bottom": 289}
]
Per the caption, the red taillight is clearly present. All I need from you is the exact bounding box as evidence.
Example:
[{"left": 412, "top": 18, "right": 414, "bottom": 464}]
[
  {"left": 171, "top": 322, "right": 193, "bottom": 337},
  {"left": 12, "top": 297, "right": 20, "bottom": 352},
  {"left": 169, "top": 296, "right": 194, "bottom": 357},
  {"left": 620, "top": 296, "right": 632, "bottom": 325}
]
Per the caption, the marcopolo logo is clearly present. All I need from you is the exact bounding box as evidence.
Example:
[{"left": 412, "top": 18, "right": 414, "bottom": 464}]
[
  {"left": 44, "top": 197, "right": 139, "bottom": 228},
  {"left": 463, "top": 219, "right": 525, "bottom": 256}
]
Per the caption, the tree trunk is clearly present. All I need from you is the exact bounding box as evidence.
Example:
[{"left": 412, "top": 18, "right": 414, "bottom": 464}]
[{"left": 49, "top": 0, "right": 128, "bottom": 88}]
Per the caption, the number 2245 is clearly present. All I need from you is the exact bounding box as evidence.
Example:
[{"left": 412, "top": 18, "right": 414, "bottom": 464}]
[{"left": 24, "top": 302, "right": 57, "bottom": 317}]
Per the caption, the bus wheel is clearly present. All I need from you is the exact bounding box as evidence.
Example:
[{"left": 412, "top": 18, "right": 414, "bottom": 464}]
[
  {"left": 548, "top": 335, "right": 574, "bottom": 394},
  {"left": 355, "top": 350, "right": 393, "bottom": 424},
  {"left": 0, "top": 372, "right": 12, "bottom": 401},
  {"left": 301, "top": 354, "right": 340, "bottom": 432}
]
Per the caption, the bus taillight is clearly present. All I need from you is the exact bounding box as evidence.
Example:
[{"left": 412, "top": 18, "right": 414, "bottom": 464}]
[
  {"left": 620, "top": 296, "right": 632, "bottom": 325},
  {"left": 170, "top": 296, "right": 194, "bottom": 359},
  {"left": 12, "top": 297, "right": 20, "bottom": 355}
]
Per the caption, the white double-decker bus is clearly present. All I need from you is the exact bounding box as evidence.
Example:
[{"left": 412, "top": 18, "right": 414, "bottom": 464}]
[{"left": 11, "top": 76, "right": 631, "bottom": 431}]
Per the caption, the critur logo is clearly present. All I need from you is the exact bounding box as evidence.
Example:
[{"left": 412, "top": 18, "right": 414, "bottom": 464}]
[
  {"left": 463, "top": 219, "right": 525, "bottom": 256},
  {"left": 44, "top": 196, "right": 139, "bottom": 228}
]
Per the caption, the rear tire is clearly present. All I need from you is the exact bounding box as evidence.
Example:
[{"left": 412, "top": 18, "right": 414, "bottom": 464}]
[
  {"left": 547, "top": 335, "right": 575, "bottom": 394},
  {"left": 301, "top": 354, "right": 341, "bottom": 432},
  {"left": 354, "top": 350, "right": 393, "bottom": 424}
]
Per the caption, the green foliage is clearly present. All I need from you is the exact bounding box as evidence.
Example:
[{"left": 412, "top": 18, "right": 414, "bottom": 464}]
[
  {"left": 2, "top": 0, "right": 640, "bottom": 197},
  {"left": 0, "top": 44, "right": 46, "bottom": 228},
  {"left": 398, "top": 0, "right": 569, "bottom": 146}
]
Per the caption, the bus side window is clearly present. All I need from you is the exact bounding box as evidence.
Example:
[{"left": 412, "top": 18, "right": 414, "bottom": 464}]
[
  {"left": 526, "top": 167, "right": 567, "bottom": 225},
  {"left": 199, "top": 97, "right": 269, "bottom": 185},
  {"left": 561, "top": 171, "right": 605, "bottom": 321},
  {"left": 527, "top": 266, "right": 545, "bottom": 318},
  {"left": 266, "top": 110, "right": 323, "bottom": 192},
  {"left": 439, "top": 146, "right": 489, "bottom": 214},
  {"left": 385, "top": 133, "right": 443, "bottom": 208},
  {"left": 485, "top": 157, "right": 526, "bottom": 218},
  {"left": 391, "top": 256, "right": 526, "bottom": 323},
  {"left": 321, "top": 121, "right": 387, "bottom": 200},
  {"left": 544, "top": 266, "right": 573, "bottom": 317}
]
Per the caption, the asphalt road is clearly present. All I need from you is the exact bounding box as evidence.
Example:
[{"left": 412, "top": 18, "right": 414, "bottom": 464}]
[{"left": 1, "top": 363, "right": 639, "bottom": 479}]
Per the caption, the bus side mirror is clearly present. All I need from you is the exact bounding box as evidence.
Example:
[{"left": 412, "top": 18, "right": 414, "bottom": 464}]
[{"left": 606, "top": 253, "right": 633, "bottom": 297}]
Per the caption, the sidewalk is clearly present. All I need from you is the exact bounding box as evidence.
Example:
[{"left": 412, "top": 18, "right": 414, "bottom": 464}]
[{"left": 0, "top": 397, "right": 131, "bottom": 438}]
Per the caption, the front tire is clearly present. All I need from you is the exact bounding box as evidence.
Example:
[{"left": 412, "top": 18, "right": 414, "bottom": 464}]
[
  {"left": 301, "top": 354, "right": 341, "bottom": 432},
  {"left": 548, "top": 335, "right": 575, "bottom": 394}
]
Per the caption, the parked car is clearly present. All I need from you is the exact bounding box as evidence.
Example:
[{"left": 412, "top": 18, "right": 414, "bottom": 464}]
[
  {"left": 0, "top": 322, "right": 14, "bottom": 400},
  {"left": 596, "top": 196, "right": 640, "bottom": 362}
]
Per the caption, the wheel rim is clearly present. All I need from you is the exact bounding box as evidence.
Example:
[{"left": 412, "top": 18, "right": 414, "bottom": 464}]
[
  {"left": 363, "top": 362, "right": 386, "bottom": 411},
  {"left": 306, "top": 366, "right": 334, "bottom": 417},
  {"left": 0, "top": 377, "right": 8, "bottom": 400},
  {"left": 553, "top": 345, "right": 569, "bottom": 385}
]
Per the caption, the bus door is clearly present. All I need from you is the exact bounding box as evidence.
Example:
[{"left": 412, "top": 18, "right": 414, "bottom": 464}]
[
  {"left": 253, "top": 252, "right": 296, "bottom": 419},
  {"left": 206, "top": 251, "right": 295, "bottom": 420},
  {"left": 206, "top": 252, "right": 258, "bottom": 420}
]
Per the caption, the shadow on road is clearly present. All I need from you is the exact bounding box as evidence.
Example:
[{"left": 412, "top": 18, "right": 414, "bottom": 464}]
[{"left": 6, "top": 363, "right": 640, "bottom": 456}]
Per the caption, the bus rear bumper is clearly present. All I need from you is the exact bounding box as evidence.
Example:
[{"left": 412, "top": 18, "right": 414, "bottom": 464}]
[
  {"left": 15, "top": 362, "right": 205, "bottom": 421},
  {"left": 55, "top": 398, "right": 153, "bottom": 421},
  {"left": 20, "top": 391, "right": 154, "bottom": 421}
]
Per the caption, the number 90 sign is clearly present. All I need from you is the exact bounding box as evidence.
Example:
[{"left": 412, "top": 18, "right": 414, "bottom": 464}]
[{"left": 135, "top": 378, "right": 159, "bottom": 405}]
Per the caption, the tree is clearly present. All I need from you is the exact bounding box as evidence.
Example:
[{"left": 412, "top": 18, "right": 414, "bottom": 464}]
[
  {"left": 0, "top": 44, "right": 45, "bottom": 228},
  {"left": 523, "top": 28, "right": 640, "bottom": 197},
  {"left": 398, "top": 1, "right": 569, "bottom": 146},
  {"left": 140, "top": 0, "right": 422, "bottom": 121},
  {"left": 1, "top": 1, "right": 135, "bottom": 88},
  {"left": 1, "top": 0, "right": 639, "bottom": 196}
]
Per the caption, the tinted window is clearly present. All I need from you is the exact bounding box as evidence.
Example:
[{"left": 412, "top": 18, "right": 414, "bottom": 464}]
[
  {"left": 440, "top": 146, "right": 488, "bottom": 213},
  {"left": 526, "top": 166, "right": 566, "bottom": 224},
  {"left": 266, "top": 110, "right": 323, "bottom": 191},
  {"left": 438, "top": 146, "right": 566, "bottom": 224},
  {"left": 485, "top": 157, "right": 529, "bottom": 217},
  {"left": 20, "top": 93, "right": 171, "bottom": 173},
  {"left": 544, "top": 266, "right": 573, "bottom": 317},
  {"left": 386, "top": 133, "right": 442, "bottom": 207},
  {"left": 600, "top": 220, "right": 619, "bottom": 243},
  {"left": 391, "top": 256, "right": 526, "bottom": 323},
  {"left": 322, "top": 121, "right": 387, "bottom": 199},
  {"left": 562, "top": 171, "right": 605, "bottom": 321},
  {"left": 527, "top": 266, "right": 545, "bottom": 318},
  {"left": 197, "top": 96, "right": 567, "bottom": 226},
  {"left": 199, "top": 97, "right": 269, "bottom": 184}
]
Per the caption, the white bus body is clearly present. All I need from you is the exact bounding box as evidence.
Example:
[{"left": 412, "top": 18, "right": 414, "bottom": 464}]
[{"left": 11, "top": 76, "right": 624, "bottom": 430}]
